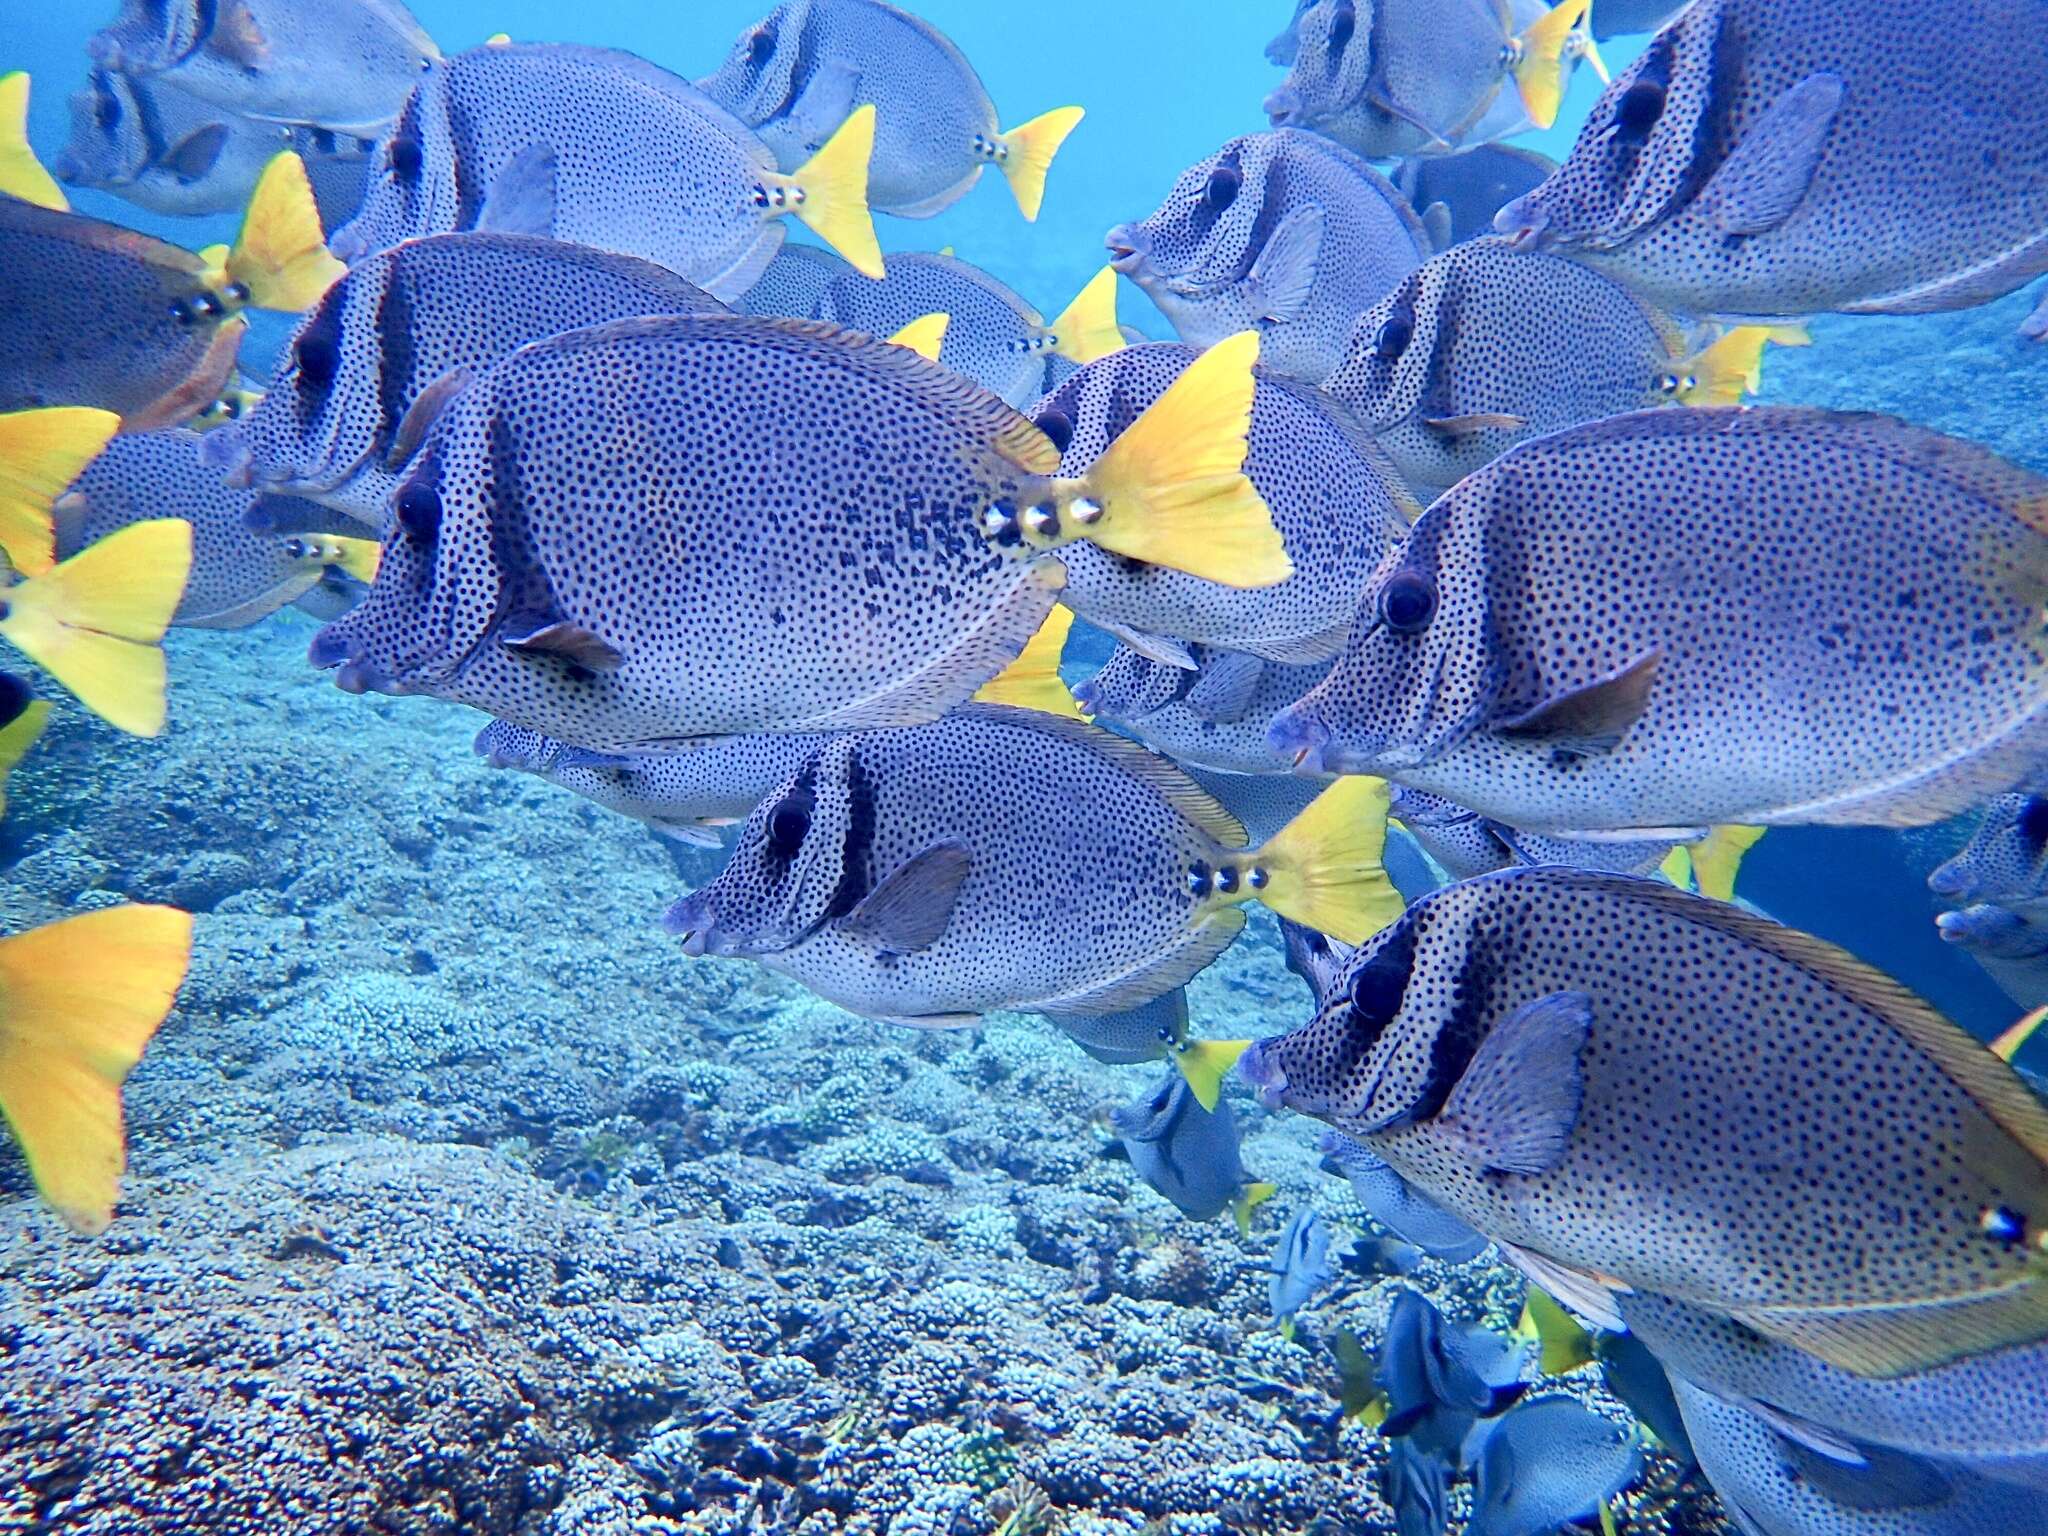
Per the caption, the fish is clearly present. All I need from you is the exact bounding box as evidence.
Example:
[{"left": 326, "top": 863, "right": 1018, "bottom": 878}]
[
  {"left": 87, "top": 0, "right": 439, "bottom": 138},
  {"left": 696, "top": 0, "right": 1082, "bottom": 220},
  {"left": 1344, "top": 1230, "right": 1425, "bottom": 1280},
  {"left": 1465, "top": 1396, "right": 1642, "bottom": 1536},
  {"left": 665, "top": 704, "right": 1402, "bottom": 1029},
  {"left": 1264, "top": 0, "right": 1594, "bottom": 159},
  {"left": 309, "top": 318, "right": 1290, "bottom": 749},
  {"left": 1379, "top": 1437, "right": 1451, "bottom": 1536},
  {"left": 1047, "top": 988, "right": 1248, "bottom": 1112},
  {"left": 1267, "top": 1206, "right": 1336, "bottom": 1330},
  {"left": 1377, "top": 1287, "right": 1530, "bottom": 1463},
  {"left": 1109, "top": 1066, "right": 1273, "bottom": 1226},
  {"left": 474, "top": 721, "right": 823, "bottom": 849},
  {"left": 1103, "top": 130, "right": 1432, "bottom": 382},
  {"left": 1590, "top": 0, "right": 1693, "bottom": 37},
  {"left": 1391, "top": 144, "right": 1555, "bottom": 246},
  {"left": 1183, "top": 766, "right": 1327, "bottom": 846},
  {"left": 53, "top": 68, "right": 287, "bottom": 220},
  {"left": 742, "top": 248, "right": 1121, "bottom": 408},
  {"left": 1387, "top": 787, "right": 1513, "bottom": 882},
  {"left": 0, "top": 904, "right": 193, "bottom": 1234},
  {"left": 1517, "top": 1285, "right": 1596, "bottom": 1376},
  {"left": 328, "top": 43, "right": 884, "bottom": 298},
  {"left": 52, "top": 429, "right": 377, "bottom": 630},
  {"left": 1672, "top": 1376, "right": 2044, "bottom": 1536},
  {"left": 738, "top": 243, "right": 849, "bottom": 319},
  {"left": 1, "top": 111, "right": 343, "bottom": 432},
  {"left": 1037, "top": 343, "right": 1416, "bottom": 660},
  {"left": 1929, "top": 796, "right": 2048, "bottom": 909},
  {"left": 1936, "top": 905, "right": 2048, "bottom": 1010},
  {"left": 1239, "top": 867, "right": 2048, "bottom": 1377},
  {"left": 215, "top": 231, "right": 725, "bottom": 527},
  {"left": 1318, "top": 1129, "right": 1489, "bottom": 1261},
  {"left": 1593, "top": 1330, "right": 1695, "bottom": 1464},
  {"left": 1266, "top": 0, "right": 1320, "bottom": 66},
  {"left": 0, "top": 670, "right": 49, "bottom": 820},
  {"left": 1618, "top": 1287, "right": 2048, "bottom": 1467},
  {"left": 1495, "top": 0, "right": 2048, "bottom": 323},
  {"left": 1324, "top": 238, "right": 1792, "bottom": 497},
  {"left": 1271, "top": 408, "right": 2048, "bottom": 835},
  {"left": 1076, "top": 646, "right": 1337, "bottom": 775}
]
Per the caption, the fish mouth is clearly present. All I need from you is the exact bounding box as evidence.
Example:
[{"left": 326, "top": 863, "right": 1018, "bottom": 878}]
[
  {"left": 664, "top": 891, "right": 744, "bottom": 959},
  {"left": 1267, "top": 706, "right": 1335, "bottom": 775},
  {"left": 1925, "top": 862, "right": 1975, "bottom": 900},
  {"left": 1492, "top": 195, "right": 1549, "bottom": 251},
  {"left": 1263, "top": 84, "right": 1303, "bottom": 128},
  {"left": 1236, "top": 1038, "right": 1291, "bottom": 1111},
  {"left": 1103, "top": 224, "right": 1151, "bottom": 278}
]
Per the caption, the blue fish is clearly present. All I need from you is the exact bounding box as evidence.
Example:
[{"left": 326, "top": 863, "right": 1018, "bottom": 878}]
[
  {"left": 1377, "top": 1287, "right": 1529, "bottom": 1463},
  {"left": 1318, "top": 1130, "right": 1489, "bottom": 1262},
  {"left": 1267, "top": 1206, "right": 1337, "bottom": 1328},
  {"left": 1109, "top": 1067, "right": 1270, "bottom": 1226},
  {"left": 1465, "top": 1395, "right": 1642, "bottom": 1536}
]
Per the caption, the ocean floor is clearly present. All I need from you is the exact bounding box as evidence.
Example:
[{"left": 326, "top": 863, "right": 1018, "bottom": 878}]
[{"left": 0, "top": 617, "right": 1713, "bottom": 1534}]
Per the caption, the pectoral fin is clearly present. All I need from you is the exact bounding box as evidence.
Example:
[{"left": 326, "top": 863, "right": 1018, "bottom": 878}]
[
  {"left": 787, "top": 59, "right": 860, "bottom": 152},
  {"left": 477, "top": 144, "right": 558, "bottom": 237},
  {"left": 161, "top": 122, "right": 229, "bottom": 182},
  {"left": 1436, "top": 991, "right": 1592, "bottom": 1174},
  {"left": 1494, "top": 651, "right": 1658, "bottom": 754},
  {"left": 1701, "top": 72, "right": 1843, "bottom": 236},
  {"left": 1249, "top": 205, "right": 1322, "bottom": 326},
  {"left": 499, "top": 615, "right": 624, "bottom": 671},
  {"left": 1184, "top": 650, "right": 1264, "bottom": 724},
  {"left": 840, "top": 839, "right": 972, "bottom": 954},
  {"left": 1425, "top": 412, "right": 1528, "bottom": 436},
  {"left": 385, "top": 366, "right": 473, "bottom": 469}
]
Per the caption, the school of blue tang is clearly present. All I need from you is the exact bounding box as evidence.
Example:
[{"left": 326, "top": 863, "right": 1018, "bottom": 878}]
[{"left": 1, "top": 0, "right": 2047, "bottom": 1532}]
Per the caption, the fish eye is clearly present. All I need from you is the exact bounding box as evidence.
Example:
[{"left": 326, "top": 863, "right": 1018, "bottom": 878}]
[
  {"left": 1346, "top": 947, "right": 1410, "bottom": 1032},
  {"left": 1374, "top": 314, "right": 1413, "bottom": 361},
  {"left": 1034, "top": 407, "right": 1074, "bottom": 453},
  {"left": 2020, "top": 796, "right": 2048, "bottom": 849},
  {"left": 767, "top": 794, "right": 811, "bottom": 857},
  {"left": 1379, "top": 569, "right": 1437, "bottom": 634},
  {"left": 1203, "top": 163, "right": 1242, "bottom": 213},
  {"left": 1329, "top": 0, "right": 1356, "bottom": 52},
  {"left": 748, "top": 27, "right": 775, "bottom": 65},
  {"left": 295, "top": 332, "right": 339, "bottom": 390},
  {"left": 389, "top": 134, "right": 423, "bottom": 180},
  {"left": 396, "top": 480, "right": 441, "bottom": 543},
  {"left": 1615, "top": 79, "right": 1666, "bottom": 142}
]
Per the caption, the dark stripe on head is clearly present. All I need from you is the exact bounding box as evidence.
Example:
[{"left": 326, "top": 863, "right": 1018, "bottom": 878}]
[
  {"left": 374, "top": 257, "right": 419, "bottom": 453},
  {"left": 822, "top": 745, "right": 877, "bottom": 922}
]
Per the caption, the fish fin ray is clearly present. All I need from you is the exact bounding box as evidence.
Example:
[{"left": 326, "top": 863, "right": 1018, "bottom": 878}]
[
  {"left": 776, "top": 105, "right": 884, "bottom": 278},
  {"left": 1035, "top": 907, "right": 1247, "bottom": 1019},
  {"left": 0, "top": 407, "right": 119, "bottom": 577},
  {"left": 972, "top": 604, "right": 1081, "bottom": 718},
  {"left": 838, "top": 839, "right": 972, "bottom": 955},
  {"left": 476, "top": 144, "right": 558, "bottom": 237},
  {"left": 994, "top": 105, "right": 1084, "bottom": 221},
  {"left": 0, "top": 73, "right": 66, "bottom": 211},
  {"left": 1700, "top": 72, "right": 1843, "bottom": 236},
  {"left": 1439, "top": 992, "right": 1591, "bottom": 1174},
  {"left": 1493, "top": 651, "right": 1658, "bottom": 754},
  {"left": 1045, "top": 265, "right": 1123, "bottom": 365},
  {"left": 1249, "top": 205, "right": 1323, "bottom": 326},
  {"left": 1248, "top": 776, "right": 1404, "bottom": 945},
  {"left": 225, "top": 152, "right": 345, "bottom": 312}
]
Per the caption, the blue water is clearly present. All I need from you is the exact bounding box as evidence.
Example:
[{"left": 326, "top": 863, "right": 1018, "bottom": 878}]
[{"left": 4, "top": 3, "right": 2045, "bottom": 1532}]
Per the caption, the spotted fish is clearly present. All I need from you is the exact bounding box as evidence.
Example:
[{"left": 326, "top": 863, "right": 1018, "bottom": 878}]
[
  {"left": 328, "top": 43, "right": 884, "bottom": 298},
  {"left": 1272, "top": 408, "right": 2048, "bottom": 835},
  {"left": 1076, "top": 645, "right": 1336, "bottom": 776},
  {"left": 310, "top": 319, "right": 1289, "bottom": 750},
  {"left": 1038, "top": 343, "right": 1414, "bottom": 662},
  {"left": 1496, "top": 0, "right": 2048, "bottom": 322},
  {"left": 1325, "top": 239, "right": 1790, "bottom": 498},
  {"left": 665, "top": 705, "right": 1400, "bottom": 1028},
  {"left": 215, "top": 232, "right": 725, "bottom": 527},
  {"left": 1104, "top": 129, "right": 1431, "bottom": 382},
  {"left": 696, "top": 0, "right": 1082, "bottom": 220},
  {"left": 1240, "top": 867, "right": 2048, "bottom": 1377},
  {"left": 1391, "top": 144, "right": 1554, "bottom": 246},
  {"left": 1930, "top": 796, "right": 2048, "bottom": 910}
]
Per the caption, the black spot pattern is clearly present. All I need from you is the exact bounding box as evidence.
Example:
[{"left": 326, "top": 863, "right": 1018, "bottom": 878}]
[
  {"left": 1929, "top": 793, "right": 2048, "bottom": 906},
  {"left": 1042, "top": 342, "right": 1410, "bottom": 661},
  {"left": 1288, "top": 407, "right": 2048, "bottom": 831}
]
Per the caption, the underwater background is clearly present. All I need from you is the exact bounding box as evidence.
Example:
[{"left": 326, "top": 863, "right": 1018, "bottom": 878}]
[{"left": 4, "top": 2, "right": 2044, "bottom": 1532}]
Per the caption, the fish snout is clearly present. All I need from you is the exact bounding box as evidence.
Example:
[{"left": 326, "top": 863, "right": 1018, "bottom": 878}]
[
  {"left": 326, "top": 223, "right": 369, "bottom": 266},
  {"left": 1263, "top": 85, "right": 1302, "bottom": 127},
  {"left": 1104, "top": 223, "right": 1151, "bottom": 277},
  {"left": 1926, "top": 859, "right": 1976, "bottom": 900},
  {"left": 663, "top": 891, "right": 728, "bottom": 958},
  {"left": 199, "top": 425, "right": 255, "bottom": 485},
  {"left": 1267, "top": 706, "right": 1332, "bottom": 775},
  {"left": 1493, "top": 195, "right": 1549, "bottom": 250},
  {"left": 1236, "top": 1038, "right": 1292, "bottom": 1111}
]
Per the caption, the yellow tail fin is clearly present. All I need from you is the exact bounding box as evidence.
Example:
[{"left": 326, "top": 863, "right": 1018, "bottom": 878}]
[
  {"left": 222, "top": 152, "right": 346, "bottom": 312},
  {"left": 1992, "top": 1006, "right": 2048, "bottom": 1064},
  {"left": 1239, "top": 775, "right": 1404, "bottom": 945},
  {"left": 1175, "top": 1036, "right": 1249, "bottom": 1112},
  {"left": 995, "top": 105, "right": 1084, "bottom": 221},
  {"left": 0, "top": 519, "right": 193, "bottom": 737},
  {"left": 777, "top": 105, "right": 885, "bottom": 279},
  {"left": 1573, "top": 2, "right": 1610, "bottom": 83},
  {"left": 1045, "top": 265, "right": 1124, "bottom": 365},
  {"left": 1234, "top": 1179, "right": 1277, "bottom": 1238},
  {"left": 0, "top": 73, "right": 66, "bottom": 211},
  {"left": 1677, "top": 327, "right": 1788, "bottom": 407},
  {"left": 887, "top": 312, "right": 950, "bottom": 362},
  {"left": 1061, "top": 331, "right": 1289, "bottom": 588},
  {"left": 1518, "top": 1285, "right": 1597, "bottom": 1375},
  {"left": 1512, "top": 0, "right": 1591, "bottom": 129},
  {"left": 329, "top": 535, "right": 382, "bottom": 584},
  {"left": 0, "top": 697, "right": 50, "bottom": 818},
  {"left": 1690, "top": 824, "right": 1764, "bottom": 902},
  {"left": 0, "top": 406, "right": 120, "bottom": 577},
  {"left": 973, "top": 603, "right": 1082, "bottom": 718},
  {"left": 0, "top": 904, "right": 193, "bottom": 1234}
]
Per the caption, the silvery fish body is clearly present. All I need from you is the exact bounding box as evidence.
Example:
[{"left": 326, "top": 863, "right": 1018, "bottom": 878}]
[
  {"left": 223, "top": 232, "right": 723, "bottom": 526},
  {"left": 1672, "top": 1377, "right": 2045, "bottom": 1536},
  {"left": 54, "top": 69, "right": 281, "bottom": 219},
  {"left": 1392, "top": 145, "right": 1554, "bottom": 246},
  {"left": 1109, "top": 1067, "right": 1251, "bottom": 1221},
  {"left": 1076, "top": 645, "right": 1335, "bottom": 776},
  {"left": 1929, "top": 796, "right": 2048, "bottom": 909},
  {"left": 0, "top": 197, "right": 244, "bottom": 429},
  {"left": 1053, "top": 990, "right": 1190, "bottom": 1067},
  {"left": 1465, "top": 1397, "right": 1642, "bottom": 1536},
  {"left": 1323, "top": 239, "right": 1695, "bottom": 499},
  {"left": 1267, "top": 1206, "right": 1335, "bottom": 1321},
  {"left": 1240, "top": 868, "right": 2048, "bottom": 1377},
  {"left": 1377, "top": 1287, "right": 1529, "bottom": 1463},
  {"left": 88, "top": 0, "right": 438, "bottom": 137},
  {"left": 1274, "top": 409, "right": 2048, "bottom": 834},
  {"left": 1498, "top": 0, "right": 2048, "bottom": 319},
  {"left": 329, "top": 44, "right": 812, "bottom": 301},
  {"left": 745, "top": 248, "right": 1082, "bottom": 407},
  {"left": 473, "top": 721, "right": 822, "bottom": 846},
  {"left": 697, "top": 0, "right": 1039, "bottom": 217},
  {"left": 311, "top": 315, "right": 1085, "bottom": 748},
  {"left": 1104, "top": 130, "right": 1429, "bottom": 381},
  {"left": 739, "top": 244, "right": 849, "bottom": 318},
  {"left": 1318, "top": 1129, "right": 1489, "bottom": 1261},
  {"left": 1935, "top": 905, "right": 2048, "bottom": 1011},
  {"left": 1380, "top": 1439, "right": 1450, "bottom": 1536},
  {"left": 1040, "top": 345, "right": 1410, "bottom": 660},
  {"left": 54, "top": 429, "right": 361, "bottom": 628},
  {"left": 662, "top": 705, "right": 1258, "bottom": 1027}
]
